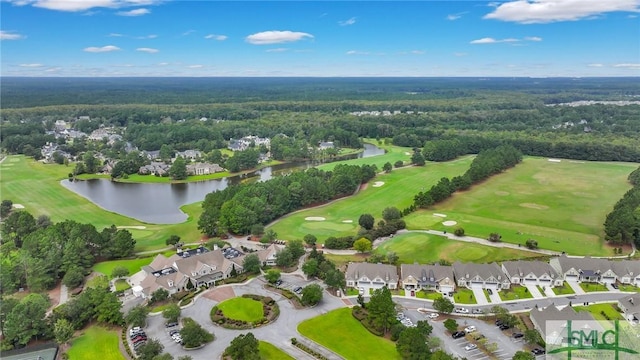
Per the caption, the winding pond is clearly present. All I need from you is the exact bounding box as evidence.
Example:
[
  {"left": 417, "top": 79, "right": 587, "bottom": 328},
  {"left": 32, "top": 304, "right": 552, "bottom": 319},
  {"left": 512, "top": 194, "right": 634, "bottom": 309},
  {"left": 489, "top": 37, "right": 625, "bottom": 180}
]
[{"left": 61, "top": 143, "right": 385, "bottom": 224}]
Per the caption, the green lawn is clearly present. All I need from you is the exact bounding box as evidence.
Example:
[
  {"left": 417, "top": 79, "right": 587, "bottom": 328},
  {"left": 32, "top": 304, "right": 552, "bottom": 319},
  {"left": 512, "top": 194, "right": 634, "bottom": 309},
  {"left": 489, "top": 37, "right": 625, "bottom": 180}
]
[
  {"left": 552, "top": 282, "right": 576, "bottom": 295},
  {"left": 619, "top": 284, "right": 640, "bottom": 292},
  {"left": 499, "top": 285, "right": 534, "bottom": 301},
  {"left": 217, "top": 297, "right": 264, "bottom": 323},
  {"left": 269, "top": 156, "right": 473, "bottom": 241},
  {"left": 403, "top": 157, "right": 637, "bottom": 256},
  {"left": 67, "top": 325, "right": 125, "bottom": 360},
  {"left": 345, "top": 288, "right": 360, "bottom": 296},
  {"left": 93, "top": 257, "right": 155, "bottom": 278},
  {"left": 574, "top": 303, "right": 623, "bottom": 321},
  {"left": 259, "top": 341, "right": 295, "bottom": 360},
  {"left": 454, "top": 288, "right": 477, "bottom": 304},
  {"left": 580, "top": 282, "right": 609, "bottom": 292},
  {"left": 416, "top": 290, "right": 442, "bottom": 300},
  {"left": 85, "top": 275, "right": 109, "bottom": 289},
  {"left": 374, "top": 232, "right": 540, "bottom": 264},
  {"left": 0, "top": 155, "right": 207, "bottom": 252},
  {"left": 298, "top": 307, "right": 400, "bottom": 360},
  {"left": 114, "top": 279, "right": 131, "bottom": 291}
]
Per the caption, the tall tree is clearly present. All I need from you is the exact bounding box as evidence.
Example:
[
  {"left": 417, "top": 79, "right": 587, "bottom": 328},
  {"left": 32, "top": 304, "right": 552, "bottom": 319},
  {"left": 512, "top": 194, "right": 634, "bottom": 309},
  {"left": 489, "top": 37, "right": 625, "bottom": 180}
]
[
  {"left": 301, "top": 284, "right": 323, "bottom": 306},
  {"left": 396, "top": 327, "right": 431, "bottom": 360},
  {"left": 53, "top": 318, "right": 74, "bottom": 346},
  {"left": 126, "top": 305, "right": 149, "bottom": 328},
  {"left": 433, "top": 297, "right": 454, "bottom": 314},
  {"left": 2, "top": 293, "right": 49, "bottom": 348},
  {"left": 367, "top": 287, "right": 396, "bottom": 334},
  {"left": 358, "top": 214, "right": 375, "bottom": 230},
  {"left": 224, "top": 332, "right": 260, "bottom": 360},
  {"left": 169, "top": 156, "right": 188, "bottom": 180},
  {"left": 162, "top": 303, "right": 181, "bottom": 324},
  {"left": 242, "top": 253, "right": 261, "bottom": 274},
  {"left": 353, "top": 238, "right": 373, "bottom": 253}
]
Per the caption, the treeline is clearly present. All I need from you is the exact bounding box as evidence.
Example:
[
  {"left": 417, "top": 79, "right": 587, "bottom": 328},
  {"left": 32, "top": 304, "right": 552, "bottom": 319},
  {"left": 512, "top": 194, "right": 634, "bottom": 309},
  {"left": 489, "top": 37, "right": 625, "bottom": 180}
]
[
  {"left": 411, "top": 145, "right": 523, "bottom": 212},
  {"left": 0, "top": 210, "right": 136, "bottom": 294},
  {"left": 198, "top": 163, "right": 378, "bottom": 235},
  {"left": 603, "top": 167, "right": 640, "bottom": 246}
]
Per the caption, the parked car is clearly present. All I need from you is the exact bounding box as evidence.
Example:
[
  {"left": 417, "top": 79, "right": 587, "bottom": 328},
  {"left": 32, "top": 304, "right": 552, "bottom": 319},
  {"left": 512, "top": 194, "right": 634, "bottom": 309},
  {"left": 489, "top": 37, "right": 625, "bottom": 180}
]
[
  {"left": 532, "top": 348, "right": 546, "bottom": 355},
  {"left": 169, "top": 329, "right": 180, "bottom": 336},
  {"left": 513, "top": 333, "right": 524, "bottom": 339},
  {"left": 275, "top": 279, "right": 283, "bottom": 286},
  {"left": 455, "top": 307, "right": 469, "bottom": 314},
  {"left": 129, "top": 326, "right": 142, "bottom": 336},
  {"left": 452, "top": 331, "right": 466, "bottom": 339},
  {"left": 464, "top": 344, "right": 478, "bottom": 351},
  {"left": 499, "top": 324, "right": 511, "bottom": 330},
  {"left": 359, "top": 287, "right": 365, "bottom": 295},
  {"left": 612, "top": 283, "right": 619, "bottom": 289},
  {"left": 472, "top": 308, "right": 483, "bottom": 314},
  {"left": 487, "top": 288, "right": 493, "bottom": 295},
  {"left": 165, "top": 322, "right": 178, "bottom": 328},
  {"left": 464, "top": 326, "right": 477, "bottom": 333},
  {"left": 495, "top": 319, "right": 504, "bottom": 326},
  {"left": 427, "top": 313, "right": 439, "bottom": 319},
  {"left": 293, "top": 286, "right": 303, "bottom": 294}
]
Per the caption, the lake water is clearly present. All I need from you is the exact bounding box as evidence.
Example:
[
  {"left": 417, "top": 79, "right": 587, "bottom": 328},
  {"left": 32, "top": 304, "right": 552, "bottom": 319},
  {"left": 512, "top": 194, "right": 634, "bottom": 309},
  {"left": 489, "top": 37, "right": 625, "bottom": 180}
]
[{"left": 61, "top": 143, "right": 385, "bottom": 224}]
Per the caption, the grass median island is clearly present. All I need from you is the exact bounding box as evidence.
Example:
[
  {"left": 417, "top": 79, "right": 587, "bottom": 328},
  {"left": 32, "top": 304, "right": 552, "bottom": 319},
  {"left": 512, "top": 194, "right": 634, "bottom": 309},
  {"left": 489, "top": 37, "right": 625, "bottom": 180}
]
[
  {"left": 404, "top": 157, "right": 637, "bottom": 256},
  {"left": 298, "top": 307, "right": 400, "bottom": 360},
  {"left": 215, "top": 297, "right": 264, "bottom": 323},
  {"left": 67, "top": 325, "right": 125, "bottom": 360},
  {"left": 270, "top": 156, "right": 473, "bottom": 241},
  {"left": 374, "top": 232, "right": 539, "bottom": 264},
  {"left": 259, "top": 341, "right": 295, "bottom": 360}
]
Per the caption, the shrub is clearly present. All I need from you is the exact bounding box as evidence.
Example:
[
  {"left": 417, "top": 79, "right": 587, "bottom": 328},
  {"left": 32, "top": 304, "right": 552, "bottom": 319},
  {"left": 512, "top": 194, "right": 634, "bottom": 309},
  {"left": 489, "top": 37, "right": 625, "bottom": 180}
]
[{"left": 454, "top": 227, "right": 465, "bottom": 236}]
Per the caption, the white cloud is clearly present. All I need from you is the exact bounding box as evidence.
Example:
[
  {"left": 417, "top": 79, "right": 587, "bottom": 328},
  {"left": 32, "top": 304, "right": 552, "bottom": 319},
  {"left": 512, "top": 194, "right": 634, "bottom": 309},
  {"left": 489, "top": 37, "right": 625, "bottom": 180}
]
[
  {"left": 83, "top": 45, "right": 121, "bottom": 52},
  {"left": 470, "top": 37, "right": 521, "bottom": 44},
  {"left": 588, "top": 63, "right": 604, "bottom": 67},
  {"left": 447, "top": 11, "right": 468, "bottom": 20},
  {"left": 524, "top": 36, "right": 543, "bottom": 41},
  {"left": 411, "top": 50, "right": 425, "bottom": 55},
  {"left": 117, "top": 8, "right": 149, "bottom": 16},
  {"left": 454, "top": 52, "right": 468, "bottom": 57},
  {"left": 45, "top": 67, "right": 62, "bottom": 72},
  {"left": 157, "top": 62, "right": 169, "bottom": 66},
  {"left": 346, "top": 50, "right": 370, "bottom": 55},
  {"left": 19, "top": 63, "right": 44, "bottom": 67},
  {"left": 0, "top": 30, "right": 25, "bottom": 40},
  {"left": 484, "top": 0, "right": 640, "bottom": 24},
  {"left": 613, "top": 63, "right": 640, "bottom": 69},
  {"left": 7, "top": 0, "right": 163, "bottom": 12},
  {"left": 136, "top": 47, "right": 158, "bottom": 53},
  {"left": 339, "top": 17, "right": 357, "bottom": 26},
  {"left": 182, "top": 30, "right": 196, "bottom": 36},
  {"left": 188, "top": 64, "right": 203, "bottom": 68},
  {"left": 136, "top": 34, "right": 157, "bottom": 39},
  {"left": 108, "top": 33, "right": 124, "bottom": 37},
  {"left": 246, "top": 30, "right": 313, "bottom": 45},
  {"left": 266, "top": 48, "right": 288, "bottom": 52},
  {"left": 204, "top": 34, "right": 227, "bottom": 41}
]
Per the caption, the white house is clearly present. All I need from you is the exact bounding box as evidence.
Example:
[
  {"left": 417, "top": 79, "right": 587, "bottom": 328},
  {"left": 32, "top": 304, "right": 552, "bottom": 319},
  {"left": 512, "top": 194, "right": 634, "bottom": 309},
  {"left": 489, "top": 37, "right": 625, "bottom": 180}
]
[
  {"left": 453, "top": 262, "right": 511, "bottom": 290},
  {"left": 400, "top": 264, "right": 455, "bottom": 294},
  {"left": 345, "top": 262, "right": 398, "bottom": 290},
  {"left": 501, "top": 260, "right": 563, "bottom": 288}
]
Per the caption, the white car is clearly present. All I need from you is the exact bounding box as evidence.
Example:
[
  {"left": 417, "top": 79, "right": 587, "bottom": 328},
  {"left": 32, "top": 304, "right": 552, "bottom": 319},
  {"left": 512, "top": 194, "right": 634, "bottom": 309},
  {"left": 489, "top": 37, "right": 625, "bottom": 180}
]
[
  {"left": 455, "top": 307, "right": 469, "bottom": 314},
  {"left": 359, "top": 287, "right": 365, "bottom": 295},
  {"left": 464, "top": 344, "right": 478, "bottom": 351},
  {"left": 464, "top": 325, "right": 477, "bottom": 333},
  {"left": 427, "top": 313, "right": 439, "bottom": 319}
]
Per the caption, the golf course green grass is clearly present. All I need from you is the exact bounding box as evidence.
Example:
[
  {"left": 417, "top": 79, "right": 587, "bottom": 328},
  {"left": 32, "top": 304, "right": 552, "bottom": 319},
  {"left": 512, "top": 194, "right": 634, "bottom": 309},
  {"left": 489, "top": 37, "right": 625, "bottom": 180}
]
[
  {"left": 316, "top": 140, "right": 414, "bottom": 172},
  {"left": 67, "top": 325, "right": 124, "bottom": 360},
  {"left": 374, "top": 232, "right": 540, "bottom": 264},
  {"left": 92, "top": 257, "right": 155, "bottom": 278},
  {"left": 298, "top": 307, "right": 400, "bottom": 360},
  {"left": 270, "top": 156, "right": 474, "bottom": 241},
  {"left": 259, "top": 341, "right": 295, "bottom": 360},
  {"left": 217, "top": 297, "right": 264, "bottom": 323},
  {"left": 0, "top": 155, "right": 205, "bottom": 252},
  {"left": 403, "top": 157, "right": 637, "bottom": 256}
]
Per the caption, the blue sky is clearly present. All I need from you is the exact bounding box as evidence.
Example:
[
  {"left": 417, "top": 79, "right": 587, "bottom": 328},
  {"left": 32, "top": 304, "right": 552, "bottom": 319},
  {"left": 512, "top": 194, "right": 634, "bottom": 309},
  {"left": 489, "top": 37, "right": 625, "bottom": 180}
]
[{"left": 1, "top": 0, "right": 639, "bottom": 77}]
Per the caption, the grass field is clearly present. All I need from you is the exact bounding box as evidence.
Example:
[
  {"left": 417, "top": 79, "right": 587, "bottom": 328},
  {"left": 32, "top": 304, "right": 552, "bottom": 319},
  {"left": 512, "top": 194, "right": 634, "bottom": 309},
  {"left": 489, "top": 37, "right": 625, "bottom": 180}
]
[
  {"left": 270, "top": 156, "right": 473, "bottom": 241},
  {"left": 416, "top": 290, "right": 442, "bottom": 300},
  {"left": 0, "top": 155, "right": 206, "bottom": 252},
  {"left": 114, "top": 279, "right": 131, "bottom": 291},
  {"left": 316, "top": 140, "right": 414, "bottom": 172},
  {"left": 573, "top": 303, "right": 623, "bottom": 321},
  {"left": 374, "top": 232, "right": 540, "bottom": 264},
  {"left": 454, "top": 289, "right": 477, "bottom": 304},
  {"left": 298, "top": 307, "right": 400, "bottom": 360},
  {"left": 580, "top": 283, "right": 609, "bottom": 292},
  {"left": 403, "top": 157, "right": 637, "bottom": 256},
  {"left": 92, "top": 257, "right": 155, "bottom": 278},
  {"left": 499, "top": 285, "right": 533, "bottom": 301},
  {"left": 67, "top": 325, "right": 125, "bottom": 360},
  {"left": 217, "top": 297, "right": 264, "bottom": 323},
  {"left": 552, "top": 282, "right": 575, "bottom": 295},
  {"left": 259, "top": 341, "right": 295, "bottom": 360}
]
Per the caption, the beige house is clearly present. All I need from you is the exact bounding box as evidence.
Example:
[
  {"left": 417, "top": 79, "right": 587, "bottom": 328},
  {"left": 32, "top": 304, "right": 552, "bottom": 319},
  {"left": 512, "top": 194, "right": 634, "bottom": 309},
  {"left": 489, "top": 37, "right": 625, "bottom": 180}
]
[
  {"left": 453, "top": 261, "right": 511, "bottom": 290},
  {"left": 530, "top": 304, "right": 595, "bottom": 345},
  {"left": 400, "top": 264, "right": 455, "bottom": 294},
  {"left": 501, "top": 260, "right": 563, "bottom": 287},
  {"left": 550, "top": 255, "right": 619, "bottom": 284},
  {"left": 345, "top": 262, "right": 398, "bottom": 290},
  {"left": 612, "top": 260, "right": 640, "bottom": 286},
  {"left": 618, "top": 293, "right": 640, "bottom": 324}
]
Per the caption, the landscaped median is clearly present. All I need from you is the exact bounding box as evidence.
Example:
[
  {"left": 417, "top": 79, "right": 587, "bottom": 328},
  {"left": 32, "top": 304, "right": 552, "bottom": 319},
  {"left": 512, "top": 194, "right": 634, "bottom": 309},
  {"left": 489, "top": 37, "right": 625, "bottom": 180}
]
[
  {"left": 210, "top": 294, "right": 279, "bottom": 329},
  {"left": 298, "top": 307, "right": 400, "bottom": 360}
]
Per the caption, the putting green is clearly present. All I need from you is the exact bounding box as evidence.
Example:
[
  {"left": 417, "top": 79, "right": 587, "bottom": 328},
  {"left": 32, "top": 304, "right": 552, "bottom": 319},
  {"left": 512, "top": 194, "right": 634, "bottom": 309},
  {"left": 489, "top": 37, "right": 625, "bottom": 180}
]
[{"left": 404, "top": 157, "right": 637, "bottom": 256}]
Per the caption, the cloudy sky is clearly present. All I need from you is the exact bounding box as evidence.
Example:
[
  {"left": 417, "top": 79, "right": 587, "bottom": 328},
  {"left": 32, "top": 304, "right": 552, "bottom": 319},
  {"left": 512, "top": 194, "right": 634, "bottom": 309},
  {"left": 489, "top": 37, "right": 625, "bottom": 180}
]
[{"left": 1, "top": 0, "right": 639, "bottom": 77}]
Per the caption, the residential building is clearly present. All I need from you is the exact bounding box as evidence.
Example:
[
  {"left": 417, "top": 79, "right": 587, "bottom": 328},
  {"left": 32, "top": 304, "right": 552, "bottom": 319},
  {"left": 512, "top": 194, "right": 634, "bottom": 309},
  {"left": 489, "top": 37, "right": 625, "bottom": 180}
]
[
  {"left": 550, "top": 255, "right": 618, "bottom": 284},
  {"left": 186, "top": 162, "right": 224, "bottom": 176},
  {"left": 54, "top": 120, "right": 67, "bottom": 131},
  {"left": 501, "top": 260, "right": 563, "bottom": 288},
  {"left": 400, "top": 263, "right": 455, "bottom": 294},
  {"left": 345, "top": 262, "right": 398, "bottom": 290},
  {"left": 612, "top": 260, "right": 640, "bottom": 286},
  {"left": 175, "top": 150, "right": 202, "bottom": 161},
  {"left": 256, "top": 244, "right": 283, "bottom": 266},
  {"left": 618, "top": 293, "right": 640, "bottom": 324},
  {"left": 228, "top": 136, "right": 270, "bottom": 151},
  {"left": 318, "top": 141, "right": 335, "bottom": 150},
  {"left": 453, "top": 262, "right": 511, "bottom": 290},
  {"left": 138, "top": 162, "right": 170, "bottom": 176},
  {"left": 529, "top": 304, "right": 595, "bottom": 345}
]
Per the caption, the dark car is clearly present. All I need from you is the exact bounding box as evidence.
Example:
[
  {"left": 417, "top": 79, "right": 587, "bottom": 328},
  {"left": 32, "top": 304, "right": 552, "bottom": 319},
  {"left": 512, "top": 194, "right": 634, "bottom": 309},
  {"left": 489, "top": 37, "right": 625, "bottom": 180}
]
[
  {"left": 487, "top": 289, "right": 493, "bottom": 295},
  {"left": 169, "top": 329, "right": 180, "bottom": 336},
  {"left": 275, "top": 279, "right": 283, "bottom": 286},
  {"left": 452, "top": 331, "right": 466, "bottom": 339},
  {"left": 165, "top": 322, "right": 178, "bottom": 328},
  {"left": 532, "top": 348, "right": 546, "bottom": 355},
  {"left": 513, "top": 333, "right": 524, "bottom": 339},
  {"left": 293, "top": 286, "right": 303, "bottom": 294},
  {"left": 499, "top": 324, "right": 511, "bottom": 330},
  {"left": 612, "top": 283, "right": 619, "bottom": 289}
]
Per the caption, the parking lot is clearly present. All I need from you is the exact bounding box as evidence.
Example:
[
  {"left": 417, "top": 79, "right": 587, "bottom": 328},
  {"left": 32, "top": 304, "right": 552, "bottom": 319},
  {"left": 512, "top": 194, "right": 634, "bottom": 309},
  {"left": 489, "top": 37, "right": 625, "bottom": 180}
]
[{"left": 400, "top": 310, "right": 529, "bottom": 360}]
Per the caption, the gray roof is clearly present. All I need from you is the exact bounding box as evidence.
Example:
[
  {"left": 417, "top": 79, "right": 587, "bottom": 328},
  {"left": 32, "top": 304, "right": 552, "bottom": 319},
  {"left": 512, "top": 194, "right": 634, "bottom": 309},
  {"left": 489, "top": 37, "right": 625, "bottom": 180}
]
[
  {"left": 611, "top": 260, "right": 640, "bottom": 278},
  {"left": 530, "top": 304, "right": 594, "bottom": 337},
  {"left": 401, "top": 264, "right": 454, "bottom": 286},
  {"left": 502, "top": 260, "right": 560, "bottom": 279},
  {"left": 619, "top": 293, "right": 640, "bottom": 316},
  {"left": 452, "top": 261, "right": 507, "bottom": 282},
  {"left": 551, "top": 254, "right": 615, "bottom": 274},
  {"left": 346, "top": 262, "right": 398, "bottom": 283}
]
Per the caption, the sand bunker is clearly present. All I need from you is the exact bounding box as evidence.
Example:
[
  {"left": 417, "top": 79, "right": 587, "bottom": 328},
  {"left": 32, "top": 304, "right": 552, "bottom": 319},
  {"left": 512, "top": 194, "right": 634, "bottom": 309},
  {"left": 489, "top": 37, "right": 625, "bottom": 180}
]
[
  {"left": 495, "top": 191, "right": 509, "bottom": 196},
  {"left": 404, "top": 152, "right": 411, "bottom": 155},
  {"left": 12, "top": 204, "right": 25, "bottom": 209},
  {"left": 372, "top": 181, "right": 385, "bottom": 187},
  {"left": 442, "top": 220, "right": 457, "bottom": 226},
  {"left": 342, "top": 220, "right": 353, "bottom": 223},
  {"left": 305, "top": 217, "right": 326, "bottom": 221},
  {"left": 117, "top": 225, "right": 148, "bottom": 229},
  {"left": 519, "top": 203, "right": 549, "bottom": 210},
  {"left": 433, "top": 213, "right": 447, "bottom": 218},
  {"left": 548, "top": 159, "right": 561, "bottom": 163}
]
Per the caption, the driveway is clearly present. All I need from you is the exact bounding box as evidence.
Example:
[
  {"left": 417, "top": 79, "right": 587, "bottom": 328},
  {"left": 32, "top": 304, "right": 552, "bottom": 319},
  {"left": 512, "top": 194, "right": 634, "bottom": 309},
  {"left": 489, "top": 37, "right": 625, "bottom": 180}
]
[
  {"left": 487, "top": 290, "right": 502, "bottom": 304},
  {"left": 543, "top": 286, "right": 556, "bottom": 297},
  {"left": 606, "top": 283, "right": 620, "bottom": 292},
  {"left": 471, "top": 287, "right": 490, "bottom": 305},
  {"left": 525, "top": 285, "right": 544, "bottom": 299},
  {"left": 567, "top": 281, "right": 586, "bottom": 295}
]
